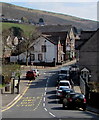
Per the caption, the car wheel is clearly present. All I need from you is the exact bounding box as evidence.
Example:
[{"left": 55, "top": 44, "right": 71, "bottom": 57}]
[{"left": 82, "top": 106, "right": 86, "bottom": 111}]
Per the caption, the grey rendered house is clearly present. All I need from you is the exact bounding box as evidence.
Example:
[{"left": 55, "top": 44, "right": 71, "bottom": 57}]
[{"left": 76, "top": 29, "right": 99, "bottom": 83}]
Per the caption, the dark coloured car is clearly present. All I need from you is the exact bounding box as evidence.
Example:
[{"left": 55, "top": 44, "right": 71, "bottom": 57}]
[
  {"left": 57, "top": 74, "right": 67, "bottom": 84},
  {"left": 70, "top": 64, "right": 79, "bottom": 71},
  {"left": 26, "top": 70, "right": 36, "bottom": 80},
  {"left": 56, "top": 86, "right": 70, "bottom": 99},
  {"left": 63, "top": 92, "right": 86, "bottom": 111},
  {"left": 61, "top": 88, "right": 74, "bottom": 100},
  {"left": 57, "top": 88, "right": 74, "bottom": 102}
]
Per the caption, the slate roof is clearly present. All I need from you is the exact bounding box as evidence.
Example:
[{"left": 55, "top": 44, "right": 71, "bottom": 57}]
[
  {"left": 80, "top": 31, "right": 96, "bottom": 40},
  {"left": 43, "top": 31, "right": 68, "bottom": 45},
  {"left": 75, "top": 30, "right": 96, "bottom": 50},
  {"left": 37, "top": 25, "right": 72, "bottom": 33}
]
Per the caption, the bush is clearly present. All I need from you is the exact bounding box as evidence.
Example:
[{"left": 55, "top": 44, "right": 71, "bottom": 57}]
[
  {"left": 2, "top": 64, "right": 21, "bottom": 83},
  {"left": 88, "top": 82, "right": 99, "bottom": 93}
]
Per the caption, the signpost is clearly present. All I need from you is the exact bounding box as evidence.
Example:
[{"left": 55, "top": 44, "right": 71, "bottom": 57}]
[{"left": 11, "top": 72, "right": 20, "bottom": 94}]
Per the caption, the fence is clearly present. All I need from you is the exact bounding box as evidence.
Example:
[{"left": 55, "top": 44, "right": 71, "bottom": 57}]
[
  {"left": 80, "top": 76, "right": 86, "bottom": 95},
  {"left": 80, "top": 76, "right": 99, "bottom": 108}
]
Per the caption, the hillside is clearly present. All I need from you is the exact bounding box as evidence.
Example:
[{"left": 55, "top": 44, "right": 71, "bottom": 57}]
[
  {"left": 2, "top": 22, "right": 36, "bottom": 37},
  {"left": 0, "top": 2, "right": 98, "bottom": 31}
]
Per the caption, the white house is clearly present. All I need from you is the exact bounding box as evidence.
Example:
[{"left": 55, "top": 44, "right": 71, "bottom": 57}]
[
  {"left": 10, "top": 36, "right": 64, "bottom": 65},
  {"left": 29, "top": 36, "right": 58, "bottom": 63}
]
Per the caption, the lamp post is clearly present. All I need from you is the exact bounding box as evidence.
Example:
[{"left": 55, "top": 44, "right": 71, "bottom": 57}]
[{"left": 44, "top": 40, "right": 46, "bottom": 62}]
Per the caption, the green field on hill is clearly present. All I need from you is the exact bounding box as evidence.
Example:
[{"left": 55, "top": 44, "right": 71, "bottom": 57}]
[{"left": 2, "top": 22, "right": 36, "bottom": 37}]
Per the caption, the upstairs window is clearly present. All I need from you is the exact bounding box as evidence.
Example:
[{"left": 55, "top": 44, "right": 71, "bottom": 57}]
[
  {"left": 31, "top": 54, "right": 35, "bottom": 61},
  {"left": 38, "top": 54, "right": 43, "bottom": 61},
  {"left": 41, "top": 45, "right": 46, "bottom": 52}
]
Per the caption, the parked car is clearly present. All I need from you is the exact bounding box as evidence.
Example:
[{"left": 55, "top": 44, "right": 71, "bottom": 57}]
[
  {"left": 61, "top": 88, "right": 74, "bottom": 100},
  {"left": 58, "top": 80, "right": 72, "bottom": 89},
  {"left": 57, "top": 74, "right": 67, "bottom": 84},
  {"left": 56, "top": 86, "right": 70, "bottom": 99},
  {"left": 26, "top": 70, "right": 36, "bottom": 80},
  {"left": 70, "top": 64, "right": 79, "bottom": 72},
  {"left": 59, "top": 66, "right": 71, "bottom": 79},
  {"left": 32, "top": 69, "right": 40, "bottom": 77},
  {"left": 62, "top": 92, "right": 86, "bottom": 111}
]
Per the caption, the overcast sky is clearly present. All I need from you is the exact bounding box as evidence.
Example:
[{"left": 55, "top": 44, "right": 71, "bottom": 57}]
[{"left": 0, "top": 0, "right": 99, "bottom": 21}]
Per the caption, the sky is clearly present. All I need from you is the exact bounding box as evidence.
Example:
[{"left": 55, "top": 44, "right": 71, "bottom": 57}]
[{"left": 0, "top": 0, "right": 99, "bottom": 21}]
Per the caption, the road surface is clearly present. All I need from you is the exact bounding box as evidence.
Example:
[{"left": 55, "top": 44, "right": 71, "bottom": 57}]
[{"left": 2, "top": 69, "right": 99, "bottom": 119}]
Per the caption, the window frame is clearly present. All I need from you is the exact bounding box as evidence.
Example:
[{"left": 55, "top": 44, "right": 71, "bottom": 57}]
[
  {"left": 38, "top": 54, "right": 43, "bottom": 61},
  {"left": 41, "top": 45, "right": 46, "bottom": 52}
]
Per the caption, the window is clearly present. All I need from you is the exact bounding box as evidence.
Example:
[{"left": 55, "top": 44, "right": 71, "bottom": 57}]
[
  {"left": 31, "top": 54, "right": 35, "bottom": 61},
  {"left": 32, "top": 46, "right": 34, "bottom": 51},
  {"left": 38, "top": 54, "right": 43, "bottom": 61},
  {"left": 42, "top": 45, "right": 46, "bottom": 52}
]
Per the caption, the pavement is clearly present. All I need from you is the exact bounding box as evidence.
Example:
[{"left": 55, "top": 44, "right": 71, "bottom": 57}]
[
  {"left": 1, "top": 71, "right": 28, "bottom": 110},
  {"left": 74, "top": 86, "right": 99, "bottom": 114},
  {"left": 1, "top": 59, "right": 99, "bottom": 115}
]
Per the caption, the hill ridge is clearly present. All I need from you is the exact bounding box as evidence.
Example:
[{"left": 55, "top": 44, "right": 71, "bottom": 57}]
[{"left": 0, "top": 2, "right": 98, "bottom": 31}]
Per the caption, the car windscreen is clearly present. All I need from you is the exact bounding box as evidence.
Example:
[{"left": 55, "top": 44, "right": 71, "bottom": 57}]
[
  {"left": 73, "top": 94, "right": 85, "bottom": 99},
  {"left": 59, "top": 75, "right": 66, "bottom": 79},
  {"left": 27, "top": 71, "right": 33, "bottom": 74},
  {"left": 59, "top": 82, "right": 69, "bottom": 86},
  {"left": 60, "top": 70, "right": 67, "bottom": 74}
]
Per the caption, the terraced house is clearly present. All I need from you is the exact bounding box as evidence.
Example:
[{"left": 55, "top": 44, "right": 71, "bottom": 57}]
[
  {"left": 37, "top": 24, "right": 78, "bottom": 61},
  {"left": 10, "top": 25, "right": 78, "bottom": 65}
]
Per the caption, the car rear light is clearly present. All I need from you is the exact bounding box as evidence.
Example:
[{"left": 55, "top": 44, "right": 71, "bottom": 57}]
[
  {"left": 68, "top": 98, "right": 72, "bottom": 102},
  {"left": 58, "top": 91, "right": 62, "bottom": 93},
  {"left": 83, "top": 98, "right": 86, "bottom": 103}
]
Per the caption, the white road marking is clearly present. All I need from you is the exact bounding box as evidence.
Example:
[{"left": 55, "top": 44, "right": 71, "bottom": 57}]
[
  {"left": 44, "top": 92, "right": 46, "bottom": 96},
  {"left": 43, "top": 97, "right": 45, "bottom": 102},
  {"left": 43, "top": 103, "right": 45, "bottom": 107},
  {"left": 44, "top": 108, "right": 48, "bottom": 111},
  {"left": 49, "top": 112, "right": 56, "bottom": 117},
  {"left": 45, "top": 87, "right": 47, "bottom": 91},
  {"left": 43, "top": 76, "right": 56, "bottom": 118}
]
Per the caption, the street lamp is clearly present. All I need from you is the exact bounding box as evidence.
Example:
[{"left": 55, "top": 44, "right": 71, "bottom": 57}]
[{"left": 44, "top": 40, "right": 46, "bottom": 62}]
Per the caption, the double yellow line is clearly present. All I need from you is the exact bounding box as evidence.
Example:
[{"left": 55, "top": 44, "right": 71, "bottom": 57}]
[{"left": 2, "top": 81, "right": 32, "bottom": 112}]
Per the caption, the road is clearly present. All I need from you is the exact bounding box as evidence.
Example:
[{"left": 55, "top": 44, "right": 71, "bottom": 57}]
[{"left": 2, "top": 69, "right": 99, "bottom": 119}]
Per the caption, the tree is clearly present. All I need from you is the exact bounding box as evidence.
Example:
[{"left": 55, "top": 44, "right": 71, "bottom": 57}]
[
  {"left": 21, "top": 17, "right": 28, "bottom": 23},
  {"left": 16, "top": 29, "right": 41, "bottom": 66},
  {"left": 9, "top": 27, "right": 23, "bottom": 37},
  {"left": 2, "top": 27, "right": 24, "bottom": 64},
  {"left": 39, "top": 18, "right": 44, "bottom": 25}
]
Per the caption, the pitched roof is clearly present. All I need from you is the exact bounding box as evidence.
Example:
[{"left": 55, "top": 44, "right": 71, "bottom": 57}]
[
  {"left": 37, "top": 25, "right": 72, "bottom": 33},
  {"left": 75, "top": 30, "right": 96, "bottom": 50},
  {"left": 80, "top": 31, "right": 96, "bottom": 40},
  {"left": 43, "top": 31, "right": 68, "bottom": 45}
]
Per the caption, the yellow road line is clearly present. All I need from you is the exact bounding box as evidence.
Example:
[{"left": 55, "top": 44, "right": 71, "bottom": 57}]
[{"left": 2, "top": 81, "right": 32, "bottom": 112}]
